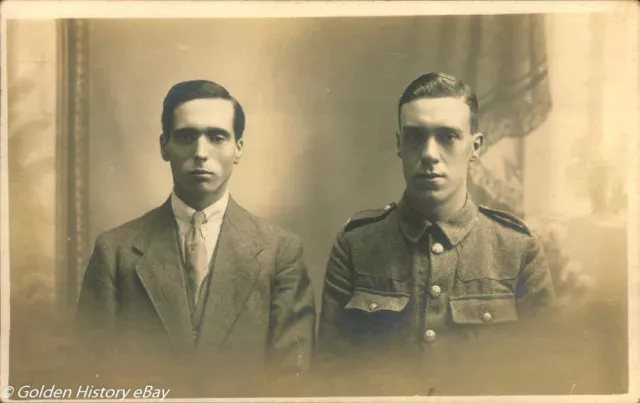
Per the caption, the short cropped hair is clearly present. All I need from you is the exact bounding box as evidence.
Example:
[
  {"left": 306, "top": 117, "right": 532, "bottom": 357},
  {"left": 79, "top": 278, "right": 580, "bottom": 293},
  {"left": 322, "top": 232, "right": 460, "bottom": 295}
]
[
  {"left": 161, "top": 80, "right": 246, "bottom": 140},
  {"left": 398, "top": 72, "right": 479, "bottom": 134}
]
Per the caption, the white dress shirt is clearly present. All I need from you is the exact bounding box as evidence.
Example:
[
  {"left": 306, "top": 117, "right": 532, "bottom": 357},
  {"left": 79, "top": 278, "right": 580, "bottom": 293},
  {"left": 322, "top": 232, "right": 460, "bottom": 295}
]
[{"left": 171, "top": 191, "right": 229, "bottom": 286}]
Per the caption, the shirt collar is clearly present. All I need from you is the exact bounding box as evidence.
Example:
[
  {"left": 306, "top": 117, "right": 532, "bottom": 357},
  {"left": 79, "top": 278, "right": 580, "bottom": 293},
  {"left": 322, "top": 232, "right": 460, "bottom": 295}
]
[
  {"left": 171, "top": 190, "right": 229, "bottom": 226},
  {"left": 398, "top": 192, "right": 478, "bottom": 246}
]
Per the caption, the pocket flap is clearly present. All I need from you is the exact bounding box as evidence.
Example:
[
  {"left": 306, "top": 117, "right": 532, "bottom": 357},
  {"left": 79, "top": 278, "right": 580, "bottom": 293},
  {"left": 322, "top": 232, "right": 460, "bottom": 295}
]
[
  {"left": 345, "top": 289, "right": 410, "bottom": 313},
  {"left": 449, "top": 294, "right": 518, "bottom": 324}
]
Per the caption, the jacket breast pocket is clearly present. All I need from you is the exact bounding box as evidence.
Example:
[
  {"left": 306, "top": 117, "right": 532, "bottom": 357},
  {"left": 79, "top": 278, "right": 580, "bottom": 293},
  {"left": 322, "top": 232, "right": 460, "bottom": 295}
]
[{"left": 449, "top": 294, "right": 518, "bottom": 325}]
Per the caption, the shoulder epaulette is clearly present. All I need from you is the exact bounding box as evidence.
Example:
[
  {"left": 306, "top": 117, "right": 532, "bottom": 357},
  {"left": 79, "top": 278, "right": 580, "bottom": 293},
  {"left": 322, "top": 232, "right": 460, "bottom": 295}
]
[
  {"left": 343, "top": 202, "right": 397, "bottom": 232},
  {"left": 478, "top": 205, "right": 531, "bottom": 235}
]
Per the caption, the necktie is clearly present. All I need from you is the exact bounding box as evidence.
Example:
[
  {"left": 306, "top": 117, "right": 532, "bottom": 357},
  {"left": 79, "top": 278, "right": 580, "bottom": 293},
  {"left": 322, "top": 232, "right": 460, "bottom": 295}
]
[{"left": 185, "top": 211, "right": 207, "bottom": 309}]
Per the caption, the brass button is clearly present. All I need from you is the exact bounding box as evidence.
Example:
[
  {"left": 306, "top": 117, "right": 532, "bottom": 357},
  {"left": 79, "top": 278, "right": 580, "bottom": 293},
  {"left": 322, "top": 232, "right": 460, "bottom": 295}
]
[
  {"left": 431, "top": 243, "right": 444, "bottom": 254},
  {"left": 430, "top": 285, "right": 441, "bottom": 298},
  {"left": 482, "top": 312, "right": 493, "bottom": 322},
  {"left": 423, "top": 329, "right": 437, "bottom": 343},
  {"left": 368, "top": 302, "right": 378, "bottom": 311}
]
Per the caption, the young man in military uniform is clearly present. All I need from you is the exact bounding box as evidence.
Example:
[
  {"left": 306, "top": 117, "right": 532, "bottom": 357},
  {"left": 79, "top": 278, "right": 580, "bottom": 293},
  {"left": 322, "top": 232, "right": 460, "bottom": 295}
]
[{"left": 316, "top": 72, "right": 556, "bottom": 393}]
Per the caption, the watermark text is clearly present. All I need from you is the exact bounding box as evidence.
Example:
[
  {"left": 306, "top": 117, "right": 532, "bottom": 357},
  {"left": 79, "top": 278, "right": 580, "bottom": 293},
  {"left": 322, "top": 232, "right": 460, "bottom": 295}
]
[{"left": 2, "top": 384, "right": 170, "bottom": 400}]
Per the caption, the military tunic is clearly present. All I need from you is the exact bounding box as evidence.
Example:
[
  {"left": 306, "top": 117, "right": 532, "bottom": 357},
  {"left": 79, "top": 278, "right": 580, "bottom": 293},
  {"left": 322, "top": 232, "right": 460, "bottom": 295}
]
[{"left": 316, "top": 194, "right": 556, "bottom": 379}]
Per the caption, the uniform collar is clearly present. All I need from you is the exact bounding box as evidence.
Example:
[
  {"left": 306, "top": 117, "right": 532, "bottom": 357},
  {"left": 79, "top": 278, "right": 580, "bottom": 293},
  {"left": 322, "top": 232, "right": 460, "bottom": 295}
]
[
  {"left": 171, "top": 190, "right": 229, "bottom": 226},
  {"left": 398, "top": 192, "right": 478, "bottom": 246}
]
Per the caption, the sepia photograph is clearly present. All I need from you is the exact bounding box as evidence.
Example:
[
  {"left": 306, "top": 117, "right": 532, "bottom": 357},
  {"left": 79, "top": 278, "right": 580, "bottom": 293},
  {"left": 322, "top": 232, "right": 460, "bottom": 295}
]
[{"left": 1, "top": 1, "right": 638, "bottom": 401}]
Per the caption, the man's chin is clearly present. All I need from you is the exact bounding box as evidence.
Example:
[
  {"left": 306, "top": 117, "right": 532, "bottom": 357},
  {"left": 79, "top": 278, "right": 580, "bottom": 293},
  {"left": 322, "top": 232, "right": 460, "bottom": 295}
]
[
  {"left": 178, "top": 180, "right": 223, "bottom": 197},
  {"left": 193, "top": 182, "right": 223, "bottom": 196},
  {"left": 408, "top": 187, "right": 447, "bottom": 204}
]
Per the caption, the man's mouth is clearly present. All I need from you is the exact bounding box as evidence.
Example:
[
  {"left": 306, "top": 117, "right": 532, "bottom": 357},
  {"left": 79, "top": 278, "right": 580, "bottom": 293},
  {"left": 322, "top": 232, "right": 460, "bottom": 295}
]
[
  {"left": 416, "top": 172, "right": 445, "bottom": 179},
  {"left": 190, "top": 169, "right": 214, "bottom": 176}
]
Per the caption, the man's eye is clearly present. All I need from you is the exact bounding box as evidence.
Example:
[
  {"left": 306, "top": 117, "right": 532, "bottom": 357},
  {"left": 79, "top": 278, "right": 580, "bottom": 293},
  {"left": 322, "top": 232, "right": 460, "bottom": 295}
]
[
  {"left": 202, "top": 133, "right": 227, "bottom": 144},
  {"left": 174, "top": 132, "right": 196, "bottom": 142},
  {"left": 439, "top": 131, "right": 458, "bottom": 142},
  {"left": 404, "top": 131, "right": 420, "bottom": 142}
]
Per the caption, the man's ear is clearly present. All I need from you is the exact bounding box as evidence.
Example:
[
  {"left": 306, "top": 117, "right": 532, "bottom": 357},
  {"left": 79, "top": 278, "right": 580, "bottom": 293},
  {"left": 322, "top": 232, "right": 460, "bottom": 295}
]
[
  {"left": 471, "top": 132, "right": 484, "bottom": 160},
  {"left": 234, "top": 138, "right": 244, "bottom": 164},
  {"left": 159, "top": 134, "right": 169, "bottom": 161}
]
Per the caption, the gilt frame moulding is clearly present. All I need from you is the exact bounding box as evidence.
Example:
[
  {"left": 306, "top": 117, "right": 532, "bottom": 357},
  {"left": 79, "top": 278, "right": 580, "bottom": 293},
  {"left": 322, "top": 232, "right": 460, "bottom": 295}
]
[{"left": 56, "top": 19, "right": 91, "bottom": 310}]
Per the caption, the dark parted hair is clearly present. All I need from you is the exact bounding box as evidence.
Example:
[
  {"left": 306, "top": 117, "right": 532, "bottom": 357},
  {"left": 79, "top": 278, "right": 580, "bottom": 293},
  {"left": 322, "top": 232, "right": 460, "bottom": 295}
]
[
  {"left": 398, "top": 72, "right": 479, "bottom": 134},
  {"left": 161, "top": 80, "right": 246, "bottom": 140}
]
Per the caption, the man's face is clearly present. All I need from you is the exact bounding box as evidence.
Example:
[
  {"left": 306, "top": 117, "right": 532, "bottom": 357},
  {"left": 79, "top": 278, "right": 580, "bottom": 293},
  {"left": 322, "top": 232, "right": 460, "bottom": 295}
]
[
  {"left": 160, "top": 98, "right": 243, "bottom": 207},
  {"left": 397, "top": 97, "right": 482, "bottom": 207}
]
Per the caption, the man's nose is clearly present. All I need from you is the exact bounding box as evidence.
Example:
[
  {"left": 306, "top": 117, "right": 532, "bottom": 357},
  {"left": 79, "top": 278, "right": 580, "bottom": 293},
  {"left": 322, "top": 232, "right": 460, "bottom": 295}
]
[
  {"left": 193, "top": 135, "right": 209, "bottom": 160},
  {"left": 420, "top": 136, "right": 440, "bottom": 162}
]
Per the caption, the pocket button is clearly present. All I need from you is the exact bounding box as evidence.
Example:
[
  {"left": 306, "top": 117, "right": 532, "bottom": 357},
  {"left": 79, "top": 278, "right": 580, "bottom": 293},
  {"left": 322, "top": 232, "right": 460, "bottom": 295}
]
[
  {"left": 431, "top": 243, "right": 444, "bottom": 255},
  {"left": 368, "top": 302, "right": 378, "bottom": 311},
  {"left": 482, "top": 312, "right": 493, "bottom": 322},
  {"left": 423, "top": 329, "right": 437, "bottom": 343}
]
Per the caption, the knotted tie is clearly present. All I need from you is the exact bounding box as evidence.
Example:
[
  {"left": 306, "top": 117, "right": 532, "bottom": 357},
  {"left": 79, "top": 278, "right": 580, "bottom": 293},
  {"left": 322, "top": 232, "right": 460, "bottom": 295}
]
[{"left": 185, "top": 211, "right": 207, "bottom": 309}]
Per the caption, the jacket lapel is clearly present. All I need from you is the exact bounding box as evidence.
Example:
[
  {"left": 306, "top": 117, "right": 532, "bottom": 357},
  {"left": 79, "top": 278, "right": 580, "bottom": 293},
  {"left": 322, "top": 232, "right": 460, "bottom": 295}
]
[
  {"left": 197, "top": 197, "right": 265, "bottom": 352},
  {"left": 132, "top": 199, "right": 194, "bottom": 351}
]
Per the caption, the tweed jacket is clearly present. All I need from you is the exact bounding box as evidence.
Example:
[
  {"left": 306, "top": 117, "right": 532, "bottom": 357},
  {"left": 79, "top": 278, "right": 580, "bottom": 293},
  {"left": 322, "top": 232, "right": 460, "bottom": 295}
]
[{"left": 76, "top": 196, "right": 316, "bottom": 389}]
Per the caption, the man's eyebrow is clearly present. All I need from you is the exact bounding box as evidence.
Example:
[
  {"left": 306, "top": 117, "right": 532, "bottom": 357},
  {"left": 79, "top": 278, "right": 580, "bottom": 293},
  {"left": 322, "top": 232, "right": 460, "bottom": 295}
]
[
  {"left": 437, "top": 126, "right": 463, "bottom": 134},
  {"left": 403, "top": 125, "right": 462, "bottom": 133},
  {"left": 173, "top": 127, "right": 231, "bottom": 136},
  {"left": 401, "top": 125, "right": 423, "bottom": 132},
  {"left": 172, "top": 127, "right": 196, "bottom": 133},
  {"left": 204, "top": 127, "right": 232, "bottom": 136}
]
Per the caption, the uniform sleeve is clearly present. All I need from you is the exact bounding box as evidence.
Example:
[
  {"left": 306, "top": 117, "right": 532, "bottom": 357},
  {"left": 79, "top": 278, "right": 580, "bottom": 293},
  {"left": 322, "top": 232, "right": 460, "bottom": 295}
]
[
  {"left": 267, "top": 234, "right": 316, "bottom": 376},
  {"left": 315, "top": 231, "right": 355, "bottom": 366},
  {"left": 515, "top": 234, "right": 557, "bottom": 317}
]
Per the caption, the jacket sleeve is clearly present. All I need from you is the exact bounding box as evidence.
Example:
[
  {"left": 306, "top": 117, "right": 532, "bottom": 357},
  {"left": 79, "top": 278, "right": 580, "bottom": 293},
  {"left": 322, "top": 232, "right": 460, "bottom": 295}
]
[
  {"left": 267, "top": 234, "right": 316, "bottom": 376},
  {"left": 515, "top": 234, "right": 557, "bottom": 317},
  {"left": 76, "top": 234, "right": 118, "bottom": 350},
  {"left": 315, "top": 231, "right": 355, "bottom": 366}
]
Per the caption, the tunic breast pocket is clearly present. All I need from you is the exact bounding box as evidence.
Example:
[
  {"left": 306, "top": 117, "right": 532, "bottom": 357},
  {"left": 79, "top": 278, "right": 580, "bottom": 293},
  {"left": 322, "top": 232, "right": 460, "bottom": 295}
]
[
  {"left": 346, "top": 289, "right": 410, "bottom": 313},
  {"left": 447, "top": 294, "right": 523, "bottom": 356},
  {"left": 342, "top": 289, "right": 411, "bottom": 346}
]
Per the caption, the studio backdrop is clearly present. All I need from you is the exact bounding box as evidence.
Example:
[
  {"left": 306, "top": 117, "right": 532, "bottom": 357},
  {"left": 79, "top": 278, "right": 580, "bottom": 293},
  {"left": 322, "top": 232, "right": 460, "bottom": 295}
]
[
  {"left": 64, "top": 16, "right": 553, "bottom": 298},
  {"left": 7, "top": 13, "right": 632, "bottom": 394}
]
